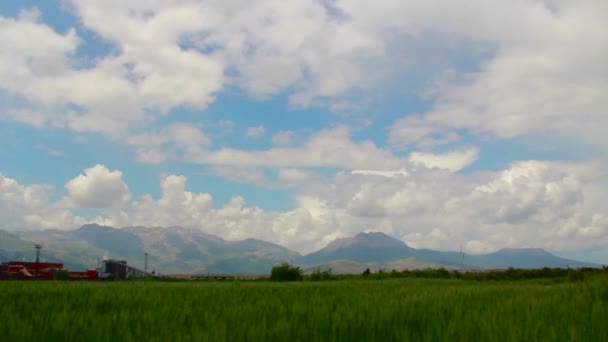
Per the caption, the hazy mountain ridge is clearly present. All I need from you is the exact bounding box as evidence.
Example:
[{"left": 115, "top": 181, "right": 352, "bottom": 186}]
[
  {"left": 10, "top": 224, "right": 301, "bottom": 274},
  {"left": 304, "top": 232, "right": 415, "bottom": 264},
  {"left": 1, "top": 225, "right": 598, "bottom": 274}
]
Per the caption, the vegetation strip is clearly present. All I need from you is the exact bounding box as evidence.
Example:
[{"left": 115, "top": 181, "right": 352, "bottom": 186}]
[{"left": 1, "top": 274, "right": 606, "bottom": 341}]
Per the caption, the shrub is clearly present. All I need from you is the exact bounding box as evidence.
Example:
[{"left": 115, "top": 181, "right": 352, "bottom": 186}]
[
  {"left": 52, "top": 270, "right": 70, "bottom": 281},
  {"left": 310, "top": 268, "right": 334, "bottom": 281},
  {"left": 270, "top": 262, "right": 303, "bottom": 281},
  {"left": 568, "top": 270, "right": 585, "bottom": 282}
]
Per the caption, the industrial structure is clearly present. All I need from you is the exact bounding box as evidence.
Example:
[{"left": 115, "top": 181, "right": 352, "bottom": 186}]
[
  {"left": 98, "top": 259, "right": 151, "bottom": 279},
  {"left": 0, "top": 245, "right": 155, "bottom": 281},
  {"left": 0, "top": 260, "right": 98, "bottom": 280}
]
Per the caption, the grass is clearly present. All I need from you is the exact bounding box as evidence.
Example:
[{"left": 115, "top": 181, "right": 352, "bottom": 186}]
[{"left": 1, "top": 276, "right": 607, "bottom": 341}]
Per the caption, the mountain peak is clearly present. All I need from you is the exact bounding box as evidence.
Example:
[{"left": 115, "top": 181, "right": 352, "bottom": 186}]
[
  {"left": 305, "top": 231, "right": 412, "bottom": 263},
  {"left": 354, "top": 231, "right": 406, "bottom": 245},
  {"left": 323, "top": 232, "right": 406, "bottom": 252}
]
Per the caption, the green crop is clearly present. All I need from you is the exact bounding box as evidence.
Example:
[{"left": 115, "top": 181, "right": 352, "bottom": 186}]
[{"left": 0, "top": 277, "right": 606, "bottom": 341}]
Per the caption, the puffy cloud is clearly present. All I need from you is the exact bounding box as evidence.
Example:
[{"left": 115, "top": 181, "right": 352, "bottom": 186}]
[
  {"left": 1, "top": 1, "right": 607, "bottom": 260},
  {"left": 1, "top": 160, "right": 607, "bottom": 257},
  {"left": 2, "top": 1, "right": 607, "bottom": 151},
  {"left": 0, "top": 9, "right": 141, "bottom": 136},
  {"left": 0, "top": 173, "right": 86, "bottom": 231},
  {"left": 211, "top": 166, "right": 269, "bottom": 185},
  {"left": 272, "top": 130, "right": 295, "bottom": 147},
  {"left": 466, "top": 161, "right": 583, "bottom": 224},
  {"left": 277, "top": 168, "right": 311, "bottom": 187},
  {"left": 66, "top": 1, "right": 225, "bottom": 112},
  {"left": 245, "top": 125, "right": 266, "bottom": 138},
  {"left": 126, "top": 175, "right": 213, "bottom": 227},
  {"left": 197, "top": 126, "right": 407, "bottom": 169},
  {"left": 385, "top": 1, "right": 608, "bottom": 151},
  {"left": 65, "top": 164, "right": 131, "bottom": 209},
  {"left": 283, "top": 160, "right": 605, "bottom": 253},
  {"left": 409, "top": 148, "right": 479, "bottom": 172},
  {"left": 128, "top": 122, "right": 211, "bottom": 163}
]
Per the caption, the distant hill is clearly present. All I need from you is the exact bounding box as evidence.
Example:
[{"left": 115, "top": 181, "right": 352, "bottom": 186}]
[
  {"left": 304, "top": 232, "right": 415, "bottom": 264},
  {"left": 0, "top": 226, "right": 598, "bottom": 274},
  {"left": 9, "top": 224, "right": 301, "bottom": 274},
  {"left": 478, "top": 248, "right": 589, "bottom": 269},
  {"left": 302, "top": 232, "right": 596, "bottom": 272}
]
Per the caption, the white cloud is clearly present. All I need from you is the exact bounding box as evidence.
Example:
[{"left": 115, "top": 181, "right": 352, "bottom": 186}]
[
  {"left": 0, "top": 9, "right": 141, "bottom": 136},
  {"left": 465, "top": 161, "right": 583, "bottom": 225},
  {"left": 168, "top": 123, "right": 211, "bottom": 156},
  {"left": 277, "top": 168, "right": 311, "bottom": 186},
  {"left": 128, "top": 122, "right": 211, "bottom": 163},
  {"left": 0, "top": 172, "right": 87, "bottom": 231},
  {"left": 134, "top": 148, "right": 167, "bottom": 164},
  {"left": 128, "top": 174, "right": 213, "bottom": 226},
  {"left": 245, "top": 125, "right": 266, "bottom": 138},
  {"left": 1, "top": 1, "right": 607, "bottom": 262},
  {"left": 385, "top": 1, "right": 608, "bottom": 151},
  {"left": 2, "top": 1, "right": 606, "bottom": 152},
  {"left": 2, "top": 159, "right": 607, "bottom": 257},
  {"left": 272, "top": 130, "right": 295, "bottom": 147},
  {"left": 196, "top": 126, "right": 407, "bottom": 170},
  {"left": 65, "top": 164, "right": 131, "bottom": 209},
  {"left": 351, "top": 169, "right": 409, "bottom": 178},
  {"left": 211, "top": 166, "right": 269, "bottom": 186},
  {"left": 409, "top": 148, "right": 479, "bottom": 172}
]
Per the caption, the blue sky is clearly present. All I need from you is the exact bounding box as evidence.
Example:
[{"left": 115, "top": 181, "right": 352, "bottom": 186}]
[{"left": 0, "top": 1, "right": 606, "bottom": 263}]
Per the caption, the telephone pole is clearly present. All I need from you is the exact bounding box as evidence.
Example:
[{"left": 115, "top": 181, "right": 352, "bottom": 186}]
[{"left": 34, "top": 244, "right": 42, "bottom": 278}]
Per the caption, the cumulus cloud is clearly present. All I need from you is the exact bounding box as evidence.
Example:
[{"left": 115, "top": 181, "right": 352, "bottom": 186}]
[
  {"left": 196, "top": 126, "right": 407, "bottom": 169},
  {"left": 245, "top": 125, "right": 266, "bottom": 138},
  {"left": 2, "top": 1, "right": 606, "bottom": 151},
  {"left": 0, "top": 173, "right": 87, "bottom": 231},
  {"left": 0, "top": 0, "right": 384, "bottom": 139},
  {"left": 2, "top": 160, "right": 608, "bottom": 257},
  {"left": 1, "top": 1, "right": 607, "bottom": 261},
  {"left": 65, "top": 164, "right": 131, "bottom": 209},
  {"left": 272, "top": 130, "right": 295, "bottom": 147},
  {"left": 465, "top": 161, "right": 583, "bottom": 225},
  {"left": 128, "top": 122, "right": 211, "bottom": 163},
  {"left": 0, "top": 8, "right": 141, "bottom": 136},
  {"left": 385, "top": 1, "right": 608, "bottom": 151},
  {"left": 409, "top": 148, "right": 479, "bottom": 172}
]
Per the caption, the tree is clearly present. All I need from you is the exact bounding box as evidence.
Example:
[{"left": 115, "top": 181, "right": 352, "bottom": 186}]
[
  {"left": 270, "top": 262, "right": 303, "bottom": 281},
  {"left": 310, "top": 267, "right": 334, "bottom": 281}
]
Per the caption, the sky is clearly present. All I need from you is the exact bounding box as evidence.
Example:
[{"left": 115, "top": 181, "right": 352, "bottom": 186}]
[{"left": 0, "top": 0, "right": 607, "bottom": 263}]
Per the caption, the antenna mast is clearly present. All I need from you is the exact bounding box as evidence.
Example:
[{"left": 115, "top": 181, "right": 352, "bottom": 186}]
[{"left": 34, "top": 244, "right": 42, "bottom": 278}]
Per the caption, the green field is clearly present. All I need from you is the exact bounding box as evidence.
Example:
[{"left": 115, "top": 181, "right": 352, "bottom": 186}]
[{"left": 1, "top": 277, "right": 607, "bottom": 341}]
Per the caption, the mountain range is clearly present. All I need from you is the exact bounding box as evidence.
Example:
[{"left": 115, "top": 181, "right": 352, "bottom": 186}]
[{"left": 0, "top": 224, "right": 598, "bottom": 274}]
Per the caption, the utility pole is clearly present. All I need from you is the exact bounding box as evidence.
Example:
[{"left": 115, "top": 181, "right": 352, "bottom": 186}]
[
  {"left": 34, "top": 244, "right": 42, "bottom": 279},
  {"left": 145, "top": 252, "right": 148, "bottom": 274}
]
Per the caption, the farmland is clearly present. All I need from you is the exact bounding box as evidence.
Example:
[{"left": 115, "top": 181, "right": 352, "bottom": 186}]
[{"left": 1, "top": 276, "right": 607, "bottom": 341}]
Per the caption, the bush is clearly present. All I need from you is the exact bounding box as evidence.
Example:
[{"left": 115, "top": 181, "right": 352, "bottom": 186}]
[
  {"left": 52, "top": 270, "right": 70, "bottom": 281},
  {"left": 310, "top": 268, "right": 334, "bottom": 281},
  {"left": 568, "top": 270, "right": 585, "bottom": 282},
  {"left": 270, "top": 263, "right": 303, "bottom": 281}
]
